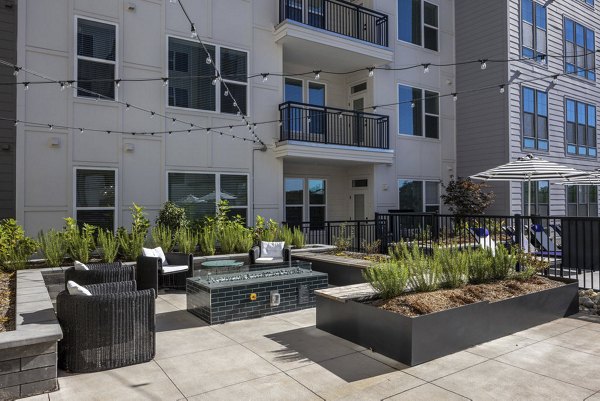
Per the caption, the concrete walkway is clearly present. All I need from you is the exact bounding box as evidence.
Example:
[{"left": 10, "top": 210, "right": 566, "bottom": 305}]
[{"left": 19, "top": 292, "right": 600, "bottom": 401}]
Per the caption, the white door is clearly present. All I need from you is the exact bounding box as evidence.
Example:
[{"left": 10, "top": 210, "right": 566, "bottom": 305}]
[{"left": 352, "top": 193, "right": 366, "bottom": 220}]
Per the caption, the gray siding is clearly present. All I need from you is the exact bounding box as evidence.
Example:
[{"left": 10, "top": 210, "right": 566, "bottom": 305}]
[
  {"left": 507, "top": 0, "right": 600, "bottom": 215},
  {"left": 455, "top": 0, "right": 510, "bottom": 214},
  {"left": 0, "top": 0, "right": 16, "bottom": 219}
]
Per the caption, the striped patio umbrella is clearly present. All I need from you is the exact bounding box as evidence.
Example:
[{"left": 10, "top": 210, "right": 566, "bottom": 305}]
[
  {"left": 471, "top": 154, "right": 589, "bottom": 216},
  {"left": 558, "top": 169, "right": 600, "bottom": 185}
]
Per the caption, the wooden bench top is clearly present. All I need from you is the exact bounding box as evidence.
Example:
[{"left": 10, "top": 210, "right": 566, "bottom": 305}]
[{"left": 315, "top": 283, "right": 378, "bottom": 303}]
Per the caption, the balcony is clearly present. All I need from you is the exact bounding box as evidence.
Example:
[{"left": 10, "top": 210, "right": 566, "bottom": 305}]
[
  {"left": 275, "top": 101, "right": 394, "bottom": 165},
  {"left": 275, "top": 0, "right": 392, "bottom": 70}
]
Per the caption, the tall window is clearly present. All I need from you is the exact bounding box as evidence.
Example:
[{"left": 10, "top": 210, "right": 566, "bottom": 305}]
[
  {"left": 397, "top": 0, "right": 438, "bottom": 51},
  {"left": 76, "top": 18, "right": 116, "bottom": 100},
  {"left": 566, "top": 185, "right": 598, "bottom": 216},
  {"left": 284, "top": 178, "right": 326, "bottom": 228},
  {"left": 522, "top": 181, "right": 549, "bottom": 215},
  {"left": 566, "top": 99, "right": 597, "bottom": 157},
  {"left": 522, "top": 86, "right": 548, "bottom": 150},
  {"left": 398, "top": 180, "right": 439, "bottom": 212},
  {"left": 75, "top": 168, "right": 116, "bottom": 231},
  {"left": 398, "top": 85, "right": 439, "bottom": 138},
  {"left": 564, "top": 18, "right": 596, "bottom": 81},
  {"left": 521, "top": 0, "right": 547, "bottom": 63},
  {"left": 168, "top": 38, "right": 248, "bottom": 114},
  {"left": 167, "top": 173, "right": 248, "bottom": 223}
]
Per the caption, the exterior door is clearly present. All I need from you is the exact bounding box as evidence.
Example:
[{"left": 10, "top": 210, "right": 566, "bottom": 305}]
[
  {"left": 352, "top": 193, "right": 366, "bottom": 220},
  {"left": 352, "top": 97, "right": 365, "bottom": 145}
]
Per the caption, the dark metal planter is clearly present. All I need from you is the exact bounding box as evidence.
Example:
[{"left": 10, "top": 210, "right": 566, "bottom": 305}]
[{"left": 316, "top": 278, "right": 579, "bottom": 366}]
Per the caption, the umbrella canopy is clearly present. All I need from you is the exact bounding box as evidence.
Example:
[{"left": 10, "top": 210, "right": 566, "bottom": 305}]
[
  {"left": 471, "top": 154, "right": 588, "bottom": 215},
  {"left": 558, "top": 169, "right": 600, "bottom": 185}
]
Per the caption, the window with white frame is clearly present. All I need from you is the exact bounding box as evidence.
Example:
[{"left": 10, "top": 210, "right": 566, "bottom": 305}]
[
  {"left": 284, "top": 178, "right": 326, "bottom": 228},
  {"left": 75, "top": 168, "right": 116, "bottom": 231},
  {"left": 566, "top": 98, "right": 597, "bottom": 157},
  {"left": 76, "top": 18, "right": 117, "bottom": 100},
  {"left": 522, "top": 86, "right": 548, "bottom": 150},
  {"left": 397, "top": 0, "right": 438, "bottom": 51},
  {"left": 564, "top": 18, "right": 596, "bottom": 81},
  {"left": 398, "top": 84, "right": 439, "bottom": 139},
  {"left": 522, "top": 181, "right": 549, "bottom": 215},
  {"left": 566, "top": 185, "right": 598, "bottom": 216},
  {"left": 398, "top": 180, "right": 439, "bottom": 212},
  {"left": 167, "top": 172, "right": 248, "bottom": 223},
  {"left": 521, "top": 0, "right": 547, "bottom": 63},
  {"left": 168, "top": 37, "right": 248, "bottom": 114}
]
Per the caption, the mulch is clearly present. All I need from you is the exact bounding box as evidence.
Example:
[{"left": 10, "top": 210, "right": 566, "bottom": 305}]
[
  {"left": 372, "top": 276, "right": 564, "bottom": 317},
  {"left": 325, "top": 251, "right": 389, "bottom": 263},
  {"left": 0, "top": 271, "right": 15, "bottom": 332}
]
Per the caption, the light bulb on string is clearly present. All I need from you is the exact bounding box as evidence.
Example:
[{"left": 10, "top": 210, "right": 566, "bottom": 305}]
[
  {"left": 452, "top": 93, "right": 458, "bottom": 102},
  {"left": 150, "top": 111, "right": 155, "bottom": 119},
  {"left": 314, "top": 70, "right": 321, "bottom": 80},
  {"left": 190, "top": 23, "right": 197, "bottom": 38},
  {"left": 125, "top": 103, "right": 130, "bottom": 111},
  {"left": 224, "top": 89, "right": 229, "bottom": 97},
  {"left": 162, "top": 78, "right": 169, "bottom": 86},
  {"left": 48, "top": 124, "right": 53, "bottom": 131},
  {"left": 368, "top": 68, "right": 374, "bottom": 78},
  {"left": 410, "top": 102, "right": 416, "bottom": 109},
  {"left": 423, "top": 64, "right": 430, "bottom": 74},
  {"left": 13, "top": 66, "right": 20, "bottom": 76},
  {"left": 206, "top": 55, "right": 212, "bottom": 65},
  {"left": 79, "top": 128, "right": 84, "bottom": 134},
  {"left": 229, "top": 126, "right": 233, "bottom": 133},
  {"left": 261, "top": 73, "right": 269, "bottom": 82},
  {"left": 480, "top": 60, "right": 487, "bottom": 70},
  {"left": 13, "top": 120, "right": 18, "bottom": 127},
  {"left": 499, "top": 85, "right": 505, "bottom": 94},
  {"left": 373, "top": 106, "right": 377, "bottom": 112},
  {"left": 172, "top": 118, "right": 177, "bottom": 125},
  {"left": 59, "top": 82, "right": 66, "bottom": 91},
  {"left": 23, "top": 82, "right": 29, "bottom": 91},
  {"left": 212, "top": 76, "right": 218, "bottom": 86},
  {"left": 552, "top": 75, "right": 558, "bottom": 85},
  {"left": 115, "top": 79, "right": 121, "bottom": 88}
]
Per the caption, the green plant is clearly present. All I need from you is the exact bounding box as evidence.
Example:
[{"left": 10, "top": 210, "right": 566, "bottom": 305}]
[
  {"left": 467, "top": 247, "right": 494, "bottom": 284},
  {"left": 388, "top": 241, "right": 410, "bottom": 262},
  {"left": 97, "top": 229, "right": 119, "bottom": 263},
  {"left": 63, "top": 218, "right": 95, "bottom": 263},
  {"left": 156, "top": 201, "right": 188, "bottom": 232},
  {"left": 151, "top": 225, "right": 174, "bottom": 252},
  {"left": 175, "top": 227, "right": 197, "bottom": 254},
  {"left": 131, "top": 203, "right": 150, "bottom": 239},
  {"left": 0, "top": 219, "right": 38, "bottom": 271},
  {"left": 117, "top": 227, "right": 145, "bottom": 261},
  {"left": 334, "top": 224, "right": 354, "bottom": 252},
  {"left": 362, "top": 239, "right": 381, "bottom": 255},
  {"left": 291, "top": 227, "right": 305, "bottom": 249},
  {"left": 254, "top": 215, "right": 280, "bottom": 243},
  {"left": 441, "top": 176, "right": 495, "bottom": 216},
  {"left": 491, "top": 245, "right": 516, "bottom": 280},
  {"left": 438, "top": 247, "right": 469, "bottom": 289},
  {"left": 279, "top": 225, "right": 295, "bottom": 246},
  {"left": 514, "top": 247, "right": 548, "bottom": 281},
  {"left": 198, "top": 225, "right": 216, "bottom": 256},
  {"left": 38, "top": 229, "right": 66, "bottom": 267},
  {"left": 363, "top": 261, "right": 409, "bottom": 299},
  {"left": 406, "top": 245, "right": 441, "bottom": 292}
]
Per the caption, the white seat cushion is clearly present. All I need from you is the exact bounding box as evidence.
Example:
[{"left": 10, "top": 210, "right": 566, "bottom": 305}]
[
  {"left": 162, "top": 264, "right": 188, "bottom": 274},
  {"left": 73, "top": 260, "right": 89, "bottom": 271},
  {"left": 260, "top": 241, "right": 285, "bottom": 258},
  {"left": 66, "top": 280, "right": 92, "bottom": 296},
  {"left": 255, "top": 257, "right": 284, "bottom": 264}
]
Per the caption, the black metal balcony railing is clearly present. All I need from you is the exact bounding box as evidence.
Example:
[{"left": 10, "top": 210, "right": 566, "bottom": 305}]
[
  {"left": 279, "top": 0, "right": 388, "bottom": 47},
  {"left": 279, "top": 101, "right": 389, "bottom": 149}
]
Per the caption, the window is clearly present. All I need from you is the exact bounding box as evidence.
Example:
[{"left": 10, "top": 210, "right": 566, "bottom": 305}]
[
  {"left": 168, "top": 37, "right": 248, "bottom": 114},
  {"left": 522, "top": 86, "right": 548, "bottom": 150},
  {"left": 76, "top": 18, "right": 116, "bottom": 100},
  {"left": 564, "top": 18, "right": 596, "bottom": 81},
  {"left": 398, "top": 84, "right": 439, "bottom": 139},
  {"left": 398, "top": 180, "right": 439, "bottom": 212},
  {"left": 522, "top": 181, "right": 549, "bottom": 215},
  {"left": 75, "top": 168, "right": 116, "bottom": 231},
  {"left": 352, "top": 179, "right": 368, "bottom": 188},
  {"left": 521, "top": 0, "right": 547, "bottom": 63},
  {"left": 567, "top": 185, "right": 598, "bottom": 216},
  {"left": 579, "top": 0, "right": 594, "bottom": 7},
  {"left": 167, "top": 172, "right": 248, "bottom": 223},
  {"left": 566, "top": 99, "right": 597, "bottom": 157},
  {"left": 398, "top": 0, "right": 438, "bottom": 51},
  {"left": 284, "top": 178, "right": 326, "bottom": 228}
]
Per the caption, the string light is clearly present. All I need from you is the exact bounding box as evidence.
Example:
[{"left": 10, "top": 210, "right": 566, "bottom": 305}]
[
  {"left": 162, "top": 78, "right": 169, "bottom": 86},
  {"left": 552, "top": 75, "right": 559, "bottom": 84},
  {"left": 261, "top": 73, "right": 269, "bottom": 82},
  {"left": 59, "top": 82, "right": 65, "bottom": 91},
  {"left": 13, "top": 120, "right": 18, "bottom": 127},
  {"left": 314, "top": 70, "right": 321, "bottom": 80},
  {"left": 150, "top": 111, "right": 155, "bottom": 118},
  {"left": 206, "top": 55, "right": 212, "bottom": 65},
  {"left": 125, "top": 103, "right": 130, "bottom": 111},
  {"left": 499, "top": 85, "right": 505, "bottom": 94},
  {"left": 13, "top": 66, "right": 20, "bottom": 76},
  {"left": 480, "top": 59, "right": 488, "bottom": 70},
  {"left": 452, "top": 93, "right": 458, "bottom": 101},
  {"left": 368, "top": 68, "right": 375, "bottom": 78},
  {"left": 48, "top": 124, "right": 53, "bottom": 131},
  {"left": 79, "top": 128, "right": 83, "bottom": 134},
  {"left": 172, "top": 118, "right": 177, "bottom": 125},
  {"left": 115, "top": 79, "right": 121, "bottom": 88},
  {"left": 423, "top": 64, "right": 430, "bottom": 74},
  {"left": 224, "top": 89, "right": 229, "bottom": 97},
  {"left": 23, "top": 82, "right": 29, "bottom": 91},
  {"left": 190, "top": 23, "right": 197, "bottom": 38},
  {"left": 411, "top": 102, "right": 416, "bottom": 109}
]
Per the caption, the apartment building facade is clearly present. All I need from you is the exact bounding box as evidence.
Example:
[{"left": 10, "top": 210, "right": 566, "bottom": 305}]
[
  {"left": 456, "top": 0, "right": 600, "bottom": 216},
  {"left": 14, "top": 0, "right": 456, "bottom": 235}
]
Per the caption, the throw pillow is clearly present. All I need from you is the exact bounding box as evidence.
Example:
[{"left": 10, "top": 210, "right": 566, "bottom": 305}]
[
  {"left": 153, "top": 247, "right": 168, "bottom": 266},
  {"left": 261, "top": 241, "right": 285, "bottom": 258},
  {"left": 66, "top": 280, "right": 92, "bottom": 296},
  {"left": 142, "top": 247, "right": 157, "bottom": 258},
  {"left": 73, "top": 261, "right": 89, "bottom": 271}
]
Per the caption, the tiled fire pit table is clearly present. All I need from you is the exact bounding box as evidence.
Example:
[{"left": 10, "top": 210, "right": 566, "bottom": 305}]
[{"left": 186, "top": 262, "right": 328, "bottom": 324}]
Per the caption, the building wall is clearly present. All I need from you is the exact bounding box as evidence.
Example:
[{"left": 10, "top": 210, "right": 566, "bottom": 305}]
[{"left": 0, "top": 0, "right": 17, "bottom": 219}]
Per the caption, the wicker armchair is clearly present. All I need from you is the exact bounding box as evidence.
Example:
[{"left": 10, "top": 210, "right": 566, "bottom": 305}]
[
  {"left": 57, "top": 281, "right": 155, "bottom": 373},
  {"left": 136, "top": 252, "right": 193, "bottom": 296},
  {"left": 249, "top": 245, "right": 291, "bottom": 265},
  {"left": 64, "top": 262, "right": 134, "bottom": 289}
]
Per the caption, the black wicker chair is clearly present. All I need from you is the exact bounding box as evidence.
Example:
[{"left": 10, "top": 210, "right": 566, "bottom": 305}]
[
  {"left": 57, "top": 281, "right": 155, "bottom": 373},
  {"left": 249, "top": 245, "right": 291, "bottom": 265},
  {"left": 64, "top": 261, "right": 134, "bottom": 289},
  {"left": 136, "top": 252, "right": 193, "bottom": 296}
]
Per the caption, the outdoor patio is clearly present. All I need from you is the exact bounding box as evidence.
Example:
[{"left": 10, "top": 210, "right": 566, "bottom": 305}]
[{"left": 17, "top": 291, "right": 600, "bottom": 401}]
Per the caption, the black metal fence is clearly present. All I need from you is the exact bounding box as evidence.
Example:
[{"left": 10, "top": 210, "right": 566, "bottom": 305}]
[
  {"left": 291, "top": 220, "right": 378, "bottom": 252},
  {"left": 279, "top": 0, "right": 389, "bottom": 47},
  {"left": 279, "top": 101, "right": 389, "bottom": 149}
]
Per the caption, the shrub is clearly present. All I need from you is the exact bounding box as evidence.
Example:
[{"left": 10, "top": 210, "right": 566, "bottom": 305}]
[
  {"left": 38, "top": 229, "right": 66, "bottom": 267},
  {"left": 254, "top": 215, "right": 279, "bottom": 243},
  {"left": 63, "top": 218, "right": 95, "bottom": 263},
  {"left": 198, "top": 225, "right": 216, "bottom": 256},
  {"left": 467, "top": 247, "right": 494, "bottom": 284},
  {"left": 279, "top": 226, "right": 294, "bottom": 247},
  {"left": 388, "top": 241, "right": 410, "bottom": 262},
  {"left": 151, "top": 225, "right": 174, "bottom": 252},
  {"left": 117, "top": 227, "right": 145, "bottom": 261},
  {"left": 291, "top": 227, "right": 305, "bottom": 249},
  {"left": 491, "top": 245, "right": 516, "bottom": 280},
  {"left": 0, "top": 219, "right": 38, "bottom": 271},
  {"left": 438, "top": 247, "right": 469, "bottom": 289},
  {"left": 406, "top": 245, "right": 441, "bottom": 292},
  {"left": 156, "top": 201, "right": 188, "bottom": 232},
  {"left": 363, "top": 261, "right": 409, "bottom": 299},
  {"left": 334, "top": 224, "right": 354, "bottom": 252},
  {"left": 130, "top": 203, "right": 150, "bottom": 239},
  {"left": 441, "top": 176, "right": 495, "bottom": 216},
  {"left": 175, "top": 227, "right": 197, "bottom": 254},
  {"left": 362, "top": 239, "right": 381, "bottom": 255},
  {"left": 514, "top": 247, "right": 548, "bottom": 281},
  {"left": 97, "top": 230, "right": 119, "bottom": 263}
]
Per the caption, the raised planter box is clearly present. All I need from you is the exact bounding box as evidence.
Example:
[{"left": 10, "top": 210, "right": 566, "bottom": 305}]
[
  {"left": 0, "top": 270, "right": 63, "bottom": 400},
  {"left": 294, "top": 253, "right": 370, "bottom": 286},
  {"left": 316, "top": 278, "right": 579, "bottom": 366}
]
